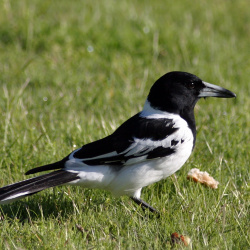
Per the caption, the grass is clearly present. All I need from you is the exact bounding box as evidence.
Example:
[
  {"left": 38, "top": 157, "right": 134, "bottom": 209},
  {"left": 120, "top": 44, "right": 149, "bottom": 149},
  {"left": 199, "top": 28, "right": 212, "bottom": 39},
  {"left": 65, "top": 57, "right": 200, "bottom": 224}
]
[{"left": 0, "top": 0, "right": 249, "bottom": 248}]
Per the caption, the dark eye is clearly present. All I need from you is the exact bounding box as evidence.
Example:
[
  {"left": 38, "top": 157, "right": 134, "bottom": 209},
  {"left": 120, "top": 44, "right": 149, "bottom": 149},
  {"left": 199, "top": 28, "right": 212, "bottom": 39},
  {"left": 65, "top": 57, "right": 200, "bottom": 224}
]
[{"left": 187, "top": 82, "right": 195, "bottom": 89}]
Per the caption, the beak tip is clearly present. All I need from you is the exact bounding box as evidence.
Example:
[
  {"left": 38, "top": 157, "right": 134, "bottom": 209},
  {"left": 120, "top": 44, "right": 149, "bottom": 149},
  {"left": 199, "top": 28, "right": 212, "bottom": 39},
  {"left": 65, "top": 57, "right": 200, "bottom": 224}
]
[{"left": 200, "top": 81, "right": 236, "bottom": 99}]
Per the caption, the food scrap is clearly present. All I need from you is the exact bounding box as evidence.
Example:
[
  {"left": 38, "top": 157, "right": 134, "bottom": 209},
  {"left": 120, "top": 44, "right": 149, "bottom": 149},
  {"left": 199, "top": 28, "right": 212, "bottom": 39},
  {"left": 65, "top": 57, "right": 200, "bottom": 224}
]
[
  {"left": 187, "top": 168, "right": 219, "bottom": 189},
  {"left": 171, "top": 232, "right": 191, "bottom": 247}
]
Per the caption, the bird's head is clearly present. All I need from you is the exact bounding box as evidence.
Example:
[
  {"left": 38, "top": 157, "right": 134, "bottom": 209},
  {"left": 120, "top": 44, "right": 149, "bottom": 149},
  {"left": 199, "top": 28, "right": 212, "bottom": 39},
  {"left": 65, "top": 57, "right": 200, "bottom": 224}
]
[{"left": 147, "top": 71, "right": 236, "bottom": 114}]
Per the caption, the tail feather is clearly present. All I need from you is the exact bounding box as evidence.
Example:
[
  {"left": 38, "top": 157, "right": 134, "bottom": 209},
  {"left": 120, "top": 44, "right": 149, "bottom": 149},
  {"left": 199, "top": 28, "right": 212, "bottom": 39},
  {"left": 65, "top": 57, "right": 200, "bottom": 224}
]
[
  {"left": 25, "top": 160, "right": 67, "bottom": 175},
  {"left": 0, "top": 170, "right": 80, "bottom": 204}
]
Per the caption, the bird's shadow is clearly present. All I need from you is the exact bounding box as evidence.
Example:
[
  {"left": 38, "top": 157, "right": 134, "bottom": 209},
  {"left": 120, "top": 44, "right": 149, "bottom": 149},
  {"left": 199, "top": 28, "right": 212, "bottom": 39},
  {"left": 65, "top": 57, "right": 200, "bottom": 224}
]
[
  {"left": 0, "top": 195, "right": 75, "bottom": 223},
  {"left": 0, "top": 187, "right": 121, "bottom": 223},
  {"left": 0, "top": 188, "right": 110, "bottom": 223}
]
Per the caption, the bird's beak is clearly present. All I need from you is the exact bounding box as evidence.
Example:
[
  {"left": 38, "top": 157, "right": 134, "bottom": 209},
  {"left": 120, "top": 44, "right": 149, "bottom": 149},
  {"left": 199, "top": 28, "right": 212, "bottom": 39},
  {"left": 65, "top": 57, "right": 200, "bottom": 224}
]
[{"left": 198, "top": 81, "right": 236, "bottom": 98}]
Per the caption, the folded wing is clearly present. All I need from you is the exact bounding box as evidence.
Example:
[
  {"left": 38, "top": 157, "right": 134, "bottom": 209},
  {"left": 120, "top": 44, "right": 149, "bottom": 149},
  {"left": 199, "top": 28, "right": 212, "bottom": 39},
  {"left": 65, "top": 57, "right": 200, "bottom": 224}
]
[{"left": 26, "top": 113, "right": 180, "bottom": 174}]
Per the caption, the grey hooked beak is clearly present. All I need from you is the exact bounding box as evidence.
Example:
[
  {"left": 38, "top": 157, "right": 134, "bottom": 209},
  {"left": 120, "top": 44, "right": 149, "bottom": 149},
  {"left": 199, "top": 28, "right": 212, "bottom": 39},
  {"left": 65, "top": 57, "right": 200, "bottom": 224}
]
[{"left": 198, "top": 81, "right": 236, "bottom": 98}]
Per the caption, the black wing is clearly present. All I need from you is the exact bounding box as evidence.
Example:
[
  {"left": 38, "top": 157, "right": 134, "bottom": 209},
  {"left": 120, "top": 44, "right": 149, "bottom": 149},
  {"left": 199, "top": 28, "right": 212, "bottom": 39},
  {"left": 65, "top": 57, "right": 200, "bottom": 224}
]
[
  {"left": 26, "top": 113, "right": 179, "bottom": 174},
  {"left": 70, "top": 113, "right": 178, "bottom": 165}
]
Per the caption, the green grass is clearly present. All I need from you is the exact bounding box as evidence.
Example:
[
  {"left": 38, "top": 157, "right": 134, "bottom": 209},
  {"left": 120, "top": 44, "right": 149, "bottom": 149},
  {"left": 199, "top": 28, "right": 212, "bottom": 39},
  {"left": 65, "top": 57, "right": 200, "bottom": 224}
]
[{"left": 0, "top": 0, "right": 249, "bottom": 248}]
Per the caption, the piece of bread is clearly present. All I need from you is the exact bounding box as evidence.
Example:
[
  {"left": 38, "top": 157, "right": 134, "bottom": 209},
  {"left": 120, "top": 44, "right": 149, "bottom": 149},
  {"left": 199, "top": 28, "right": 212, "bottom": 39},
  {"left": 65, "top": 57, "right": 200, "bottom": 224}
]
[
  {"left": 171, "top": 232, "right": 191, "bottom": 246},
  {"left": 187, "top": 168, "right": 219, "bottom": 189}
]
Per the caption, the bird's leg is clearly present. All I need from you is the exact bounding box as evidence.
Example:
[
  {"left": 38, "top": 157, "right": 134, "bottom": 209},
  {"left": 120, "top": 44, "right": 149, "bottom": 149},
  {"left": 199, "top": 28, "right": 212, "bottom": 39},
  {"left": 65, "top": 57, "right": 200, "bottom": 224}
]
[{"left": 130, "top": 197, "right": 160, "bottom": 215}]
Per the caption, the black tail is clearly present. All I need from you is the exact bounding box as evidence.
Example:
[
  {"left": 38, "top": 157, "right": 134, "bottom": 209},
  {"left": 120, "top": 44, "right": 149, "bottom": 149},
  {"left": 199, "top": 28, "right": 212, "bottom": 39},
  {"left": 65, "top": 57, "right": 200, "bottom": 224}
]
[{"left": 0, "top": 170, "right": 80, "bottom": 204}]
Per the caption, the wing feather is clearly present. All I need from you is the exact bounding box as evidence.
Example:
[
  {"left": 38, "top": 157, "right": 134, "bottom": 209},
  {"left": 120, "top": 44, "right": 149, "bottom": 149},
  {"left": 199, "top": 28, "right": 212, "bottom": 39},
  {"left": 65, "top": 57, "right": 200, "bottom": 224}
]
[
  {"left": 26, "top": 113, "right": 182, "bottom": 175},
  {"left": 71, "top": 114, "right": 180, "bottom": 166}
]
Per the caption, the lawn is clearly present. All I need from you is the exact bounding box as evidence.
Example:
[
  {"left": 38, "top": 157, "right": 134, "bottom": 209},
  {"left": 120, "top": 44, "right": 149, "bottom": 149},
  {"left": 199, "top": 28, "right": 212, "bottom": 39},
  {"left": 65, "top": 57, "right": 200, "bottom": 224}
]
[{"left": 0, "top": 0, "right": 249, "bottom": 249}]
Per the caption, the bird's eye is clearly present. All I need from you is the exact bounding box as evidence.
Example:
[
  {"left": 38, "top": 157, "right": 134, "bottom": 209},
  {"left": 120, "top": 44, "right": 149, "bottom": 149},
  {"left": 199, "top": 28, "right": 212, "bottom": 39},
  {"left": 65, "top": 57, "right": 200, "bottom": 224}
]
[{"left": 187, "top": 82, "right": 195, "bottom": 89}]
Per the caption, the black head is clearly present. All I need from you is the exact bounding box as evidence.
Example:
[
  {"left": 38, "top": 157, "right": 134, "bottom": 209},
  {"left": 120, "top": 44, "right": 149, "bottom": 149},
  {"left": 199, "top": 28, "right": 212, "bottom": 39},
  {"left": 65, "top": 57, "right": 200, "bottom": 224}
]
[{"left": 147, "top": 71, "right": 236, "bottom": 114}]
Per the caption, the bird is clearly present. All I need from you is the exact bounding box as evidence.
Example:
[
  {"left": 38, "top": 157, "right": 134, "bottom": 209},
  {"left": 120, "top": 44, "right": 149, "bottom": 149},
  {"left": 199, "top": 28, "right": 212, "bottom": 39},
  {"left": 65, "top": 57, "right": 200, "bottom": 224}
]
[{"left": 0, "top": 71, "right": 236, "bottom": 213}]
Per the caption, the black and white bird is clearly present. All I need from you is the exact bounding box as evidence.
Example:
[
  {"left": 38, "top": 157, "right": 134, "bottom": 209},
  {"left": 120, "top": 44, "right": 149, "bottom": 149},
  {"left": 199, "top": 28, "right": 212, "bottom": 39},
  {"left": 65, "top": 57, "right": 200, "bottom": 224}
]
[{"left": 0, "top": 71, "right": 236, "bottom": 213}]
